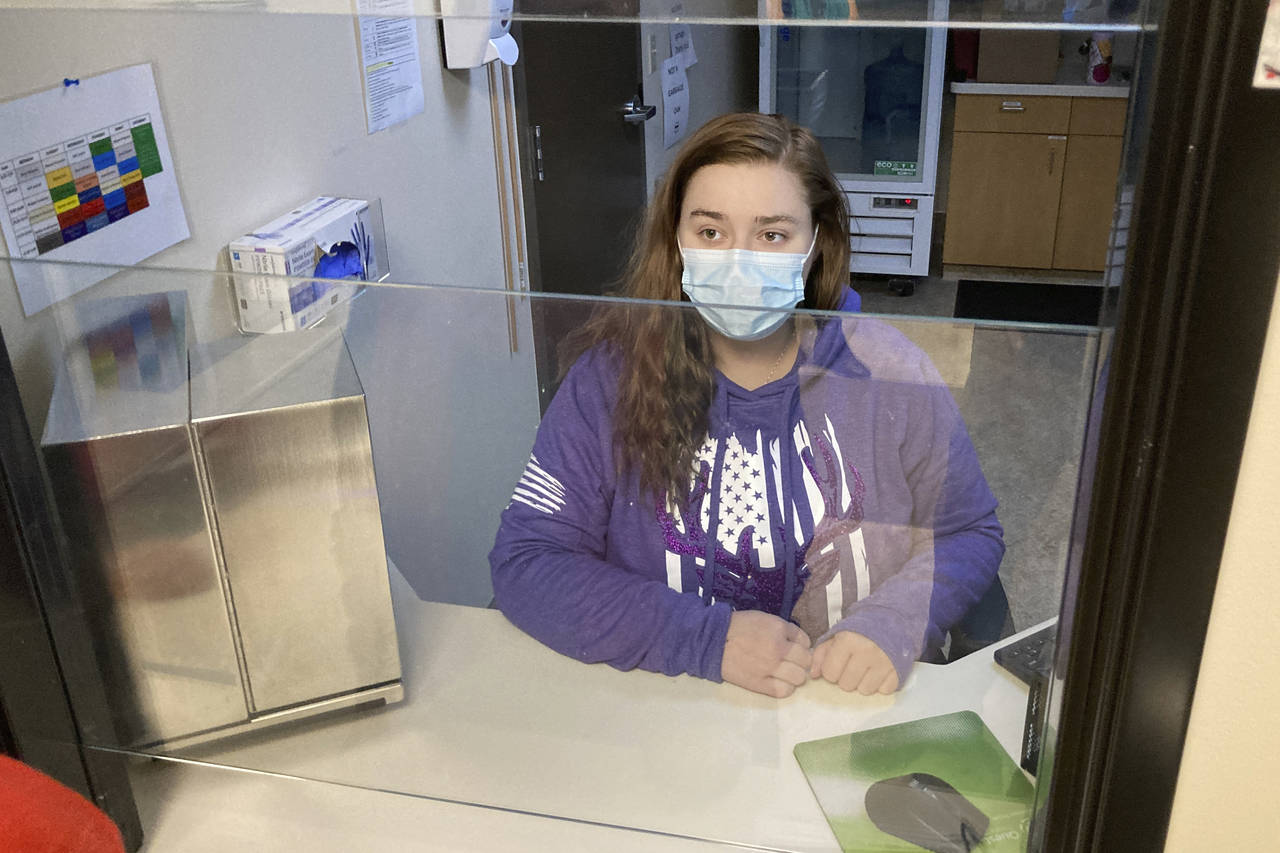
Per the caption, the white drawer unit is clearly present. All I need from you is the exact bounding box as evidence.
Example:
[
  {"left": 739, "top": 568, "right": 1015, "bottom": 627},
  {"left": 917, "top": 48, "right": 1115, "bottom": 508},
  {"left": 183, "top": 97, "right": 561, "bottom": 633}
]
[{"left": 847, "top": 192, "right": 934, "bottom": 277}]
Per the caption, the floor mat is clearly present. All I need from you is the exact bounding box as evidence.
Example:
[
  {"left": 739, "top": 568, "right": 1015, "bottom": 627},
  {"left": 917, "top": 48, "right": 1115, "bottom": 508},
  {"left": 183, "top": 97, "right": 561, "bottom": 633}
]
[{"left": 954, "top": 279, "right": 1103, "bottom": 325}]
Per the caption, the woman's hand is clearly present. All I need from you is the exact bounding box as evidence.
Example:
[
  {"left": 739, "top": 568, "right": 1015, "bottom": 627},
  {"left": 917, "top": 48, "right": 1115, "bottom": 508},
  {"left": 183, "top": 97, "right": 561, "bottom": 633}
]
[
  {"left": 810, "top": 631, "right": 899, "bottom": 695},
  {"left": 720, "top": 610, "right": 812, "bottom": 698}
]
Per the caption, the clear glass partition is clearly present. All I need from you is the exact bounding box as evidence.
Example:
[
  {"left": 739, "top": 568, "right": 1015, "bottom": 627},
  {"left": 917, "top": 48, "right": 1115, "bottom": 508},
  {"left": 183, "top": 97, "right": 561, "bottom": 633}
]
[
  {"left": 0, "top": 0, "right": 1157, "bottom": 850},
  {"left": 0, "top": 1, "right": 1151, "bottom": 25},
  {"left": 6, "top": 262, "right": 1100, "bottom": 850}
]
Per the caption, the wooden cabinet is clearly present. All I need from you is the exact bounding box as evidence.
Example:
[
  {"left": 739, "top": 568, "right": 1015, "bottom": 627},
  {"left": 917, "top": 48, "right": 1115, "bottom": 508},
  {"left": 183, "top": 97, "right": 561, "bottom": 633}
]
[
  {"left": 943, "top": 131, "right": 1067, "bottom": 268},
  {"left": 943, "top": 93, "right": 1127, "bottom": 272},
  {"left": 1053, "top": 134, "right": 1124, "bottom": 270}
]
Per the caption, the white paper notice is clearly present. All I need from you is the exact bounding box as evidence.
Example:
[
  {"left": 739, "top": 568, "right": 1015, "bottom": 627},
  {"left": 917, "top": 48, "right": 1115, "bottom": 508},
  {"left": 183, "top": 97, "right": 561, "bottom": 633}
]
[
  {"left": 1253, "top": 0, "right": 1280, "bottom": 88},
  {"left": 669, "top": 3, "right": 698, "bottom": 68},
  {"left": 662, "top": 54, "right": 691, "bottom": 150},
  {"left": 357, "top": 0, "right": 426, "bottom": 133},
  {"left": 0, "top": 64, "right": 190, "bottom": 316}
]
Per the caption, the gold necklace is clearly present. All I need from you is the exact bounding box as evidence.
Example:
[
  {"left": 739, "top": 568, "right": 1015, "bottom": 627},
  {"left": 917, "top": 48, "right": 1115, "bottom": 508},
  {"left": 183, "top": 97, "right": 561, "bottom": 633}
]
[{"left": 766, "top": 325, "right": 796, "bottom": 384}]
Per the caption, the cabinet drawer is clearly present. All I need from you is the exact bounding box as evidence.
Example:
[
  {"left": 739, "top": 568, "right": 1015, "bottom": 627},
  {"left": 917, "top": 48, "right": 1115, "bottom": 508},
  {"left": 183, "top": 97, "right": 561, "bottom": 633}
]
[
  {"left": 849, "top": 216, "right": 913, "bottom": 237},
  {"left": 850, "top": 234, "right": 913, "bottom": 255},
  {"left": 953, "top": 94, "right": 1071, "bottom": 134},
  {"left": 1068, "top": 98, "right": 1128, "bottom": 135},
  {"left": 851, "top": 252, "right": 916, "bottom": 275}
]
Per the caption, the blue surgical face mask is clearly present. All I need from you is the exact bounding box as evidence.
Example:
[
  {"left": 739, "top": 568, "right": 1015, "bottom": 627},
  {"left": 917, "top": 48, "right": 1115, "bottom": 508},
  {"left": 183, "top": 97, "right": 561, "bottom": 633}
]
[{"left": 679, "top": 229, "right": 818, "bottom": 341}]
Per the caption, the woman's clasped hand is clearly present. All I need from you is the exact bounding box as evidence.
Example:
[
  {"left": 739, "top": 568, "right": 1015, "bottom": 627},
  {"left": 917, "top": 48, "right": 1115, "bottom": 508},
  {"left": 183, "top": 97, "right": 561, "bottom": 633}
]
[{"left": 720, "top": 612, "right": 898, "bottom": 698}]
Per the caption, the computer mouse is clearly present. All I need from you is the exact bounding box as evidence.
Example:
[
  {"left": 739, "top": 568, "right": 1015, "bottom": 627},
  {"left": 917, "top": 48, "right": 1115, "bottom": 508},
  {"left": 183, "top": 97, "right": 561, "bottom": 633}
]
[{"left": 864, "top": 772, "right": 989, "bottom": 853}]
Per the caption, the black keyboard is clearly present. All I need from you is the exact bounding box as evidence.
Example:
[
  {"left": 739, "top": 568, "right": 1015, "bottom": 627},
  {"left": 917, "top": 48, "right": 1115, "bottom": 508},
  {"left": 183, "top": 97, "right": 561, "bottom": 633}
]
[{"left": 994, "top": 624, "right": 1057, "bottom": 685}]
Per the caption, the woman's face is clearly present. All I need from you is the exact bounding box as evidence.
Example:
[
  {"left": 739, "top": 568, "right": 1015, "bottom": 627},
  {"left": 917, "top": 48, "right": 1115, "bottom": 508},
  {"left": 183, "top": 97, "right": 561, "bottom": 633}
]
[{"left": 677, "top": 161, "right": 816, "bottom": 260}]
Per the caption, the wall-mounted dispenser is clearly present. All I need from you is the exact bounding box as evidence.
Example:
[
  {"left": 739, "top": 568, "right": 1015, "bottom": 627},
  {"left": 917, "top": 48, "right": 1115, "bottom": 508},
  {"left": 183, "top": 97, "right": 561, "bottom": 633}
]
[{"left": 440, "top": 0, "right": 519, "bottom": 69}]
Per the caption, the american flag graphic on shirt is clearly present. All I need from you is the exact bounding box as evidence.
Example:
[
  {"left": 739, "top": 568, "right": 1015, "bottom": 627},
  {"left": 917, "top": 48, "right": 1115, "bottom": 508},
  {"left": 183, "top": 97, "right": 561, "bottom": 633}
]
[
  {"left": 696, "top": 432, "right": 775, "bottom": 554},
  {"left": 509, "top": 454, "right": 566, "bottom": 515},
  {"left": 659, "top": 415, "right": 871, "bottom": 630}
]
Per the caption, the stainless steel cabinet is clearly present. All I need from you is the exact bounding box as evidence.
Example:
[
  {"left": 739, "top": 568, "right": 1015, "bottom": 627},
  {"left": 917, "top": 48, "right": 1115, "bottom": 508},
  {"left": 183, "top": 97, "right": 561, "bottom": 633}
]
[
  {"left": 42, "top": 300, "right": 401, "bottom": 748},
  {"left": 190, "top": 331, "right": 401, "bottom": 716}
]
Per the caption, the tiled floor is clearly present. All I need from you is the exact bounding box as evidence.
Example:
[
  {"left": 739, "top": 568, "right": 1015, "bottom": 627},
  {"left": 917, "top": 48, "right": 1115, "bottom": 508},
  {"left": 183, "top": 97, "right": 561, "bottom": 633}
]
[{"left": 854, "top": 272, "right": 958, "bottom": 318}]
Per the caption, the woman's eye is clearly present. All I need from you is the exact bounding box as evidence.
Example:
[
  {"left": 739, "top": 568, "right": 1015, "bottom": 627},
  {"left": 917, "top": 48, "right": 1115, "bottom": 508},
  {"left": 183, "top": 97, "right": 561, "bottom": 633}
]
[
  {"left": 762, "top": 231, "right": 786, "bottom": 243},
  {"left": 699, "top": 228, "right": 720, "bottom": 240}
]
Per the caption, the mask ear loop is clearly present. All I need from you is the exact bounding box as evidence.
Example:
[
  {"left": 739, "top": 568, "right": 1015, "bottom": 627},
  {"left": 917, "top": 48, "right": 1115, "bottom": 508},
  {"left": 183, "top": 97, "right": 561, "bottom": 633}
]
[
  {"left": 796, "top": 225, "right": 821, "bottom": 306},
  {"left": 803, "top": 225, "right": 820, "bottom": 262}
]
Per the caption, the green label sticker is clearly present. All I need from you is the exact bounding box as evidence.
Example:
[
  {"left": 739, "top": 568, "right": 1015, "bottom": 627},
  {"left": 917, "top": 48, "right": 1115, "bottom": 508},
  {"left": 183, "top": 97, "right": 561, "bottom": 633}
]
[{"left": 873, "top": 160, "right": 918, "bottom": 177}]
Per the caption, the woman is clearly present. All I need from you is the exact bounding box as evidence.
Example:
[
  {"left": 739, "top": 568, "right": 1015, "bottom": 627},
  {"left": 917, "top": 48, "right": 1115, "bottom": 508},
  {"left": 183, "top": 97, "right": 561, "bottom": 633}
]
[{"left": 490, "top": 113, "right": 1003, "bottom": 698}]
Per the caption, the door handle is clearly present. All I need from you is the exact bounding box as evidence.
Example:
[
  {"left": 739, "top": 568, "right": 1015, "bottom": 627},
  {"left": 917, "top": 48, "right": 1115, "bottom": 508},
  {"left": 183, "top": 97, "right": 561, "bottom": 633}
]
[
  {"left": 1000, "top": 100, "right": 1026, "bottom": 112},
  {"left": 620, "top": 95, "right": 657, "bottom": 124},
  {"left": 1047, "top": 136, "right": 1066, "bottom": 176}
]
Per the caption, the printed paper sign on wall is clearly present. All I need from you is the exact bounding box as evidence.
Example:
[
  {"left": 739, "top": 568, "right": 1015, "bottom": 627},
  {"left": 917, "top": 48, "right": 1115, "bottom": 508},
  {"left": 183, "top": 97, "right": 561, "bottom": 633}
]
[{"left": 662, "top": 54, "right": 691, "bottom": 150}]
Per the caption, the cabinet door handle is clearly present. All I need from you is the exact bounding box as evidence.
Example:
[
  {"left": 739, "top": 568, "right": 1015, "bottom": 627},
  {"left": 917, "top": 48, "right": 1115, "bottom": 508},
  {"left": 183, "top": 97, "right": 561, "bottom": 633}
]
[{"left": 1000, "top": 100, "right": 1025, "bottom": 112}]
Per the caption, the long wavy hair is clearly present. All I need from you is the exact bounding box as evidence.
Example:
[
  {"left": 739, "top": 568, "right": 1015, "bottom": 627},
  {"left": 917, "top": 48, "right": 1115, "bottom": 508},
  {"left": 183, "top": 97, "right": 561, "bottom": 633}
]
[{"left": 563, "top": 112, "right": 850, "bottom": 503}]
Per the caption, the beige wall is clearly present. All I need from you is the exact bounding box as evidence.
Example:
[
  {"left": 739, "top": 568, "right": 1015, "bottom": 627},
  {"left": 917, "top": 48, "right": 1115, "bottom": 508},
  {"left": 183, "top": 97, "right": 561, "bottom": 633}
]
[{"left": 1164, "top": 270, "right": 1280, "bottom": 849}]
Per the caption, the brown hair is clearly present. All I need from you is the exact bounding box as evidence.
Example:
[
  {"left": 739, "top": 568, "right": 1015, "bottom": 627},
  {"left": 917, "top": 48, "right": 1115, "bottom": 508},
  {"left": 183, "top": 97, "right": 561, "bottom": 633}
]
[{"left": 564, "top": 112, "right": 850, "bottom": 502}]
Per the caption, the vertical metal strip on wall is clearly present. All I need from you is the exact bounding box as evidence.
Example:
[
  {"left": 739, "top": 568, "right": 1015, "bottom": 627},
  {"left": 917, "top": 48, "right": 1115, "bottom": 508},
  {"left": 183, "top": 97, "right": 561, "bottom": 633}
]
[{"left": 488, "top": 60, "right": 530, "bottom": 355}]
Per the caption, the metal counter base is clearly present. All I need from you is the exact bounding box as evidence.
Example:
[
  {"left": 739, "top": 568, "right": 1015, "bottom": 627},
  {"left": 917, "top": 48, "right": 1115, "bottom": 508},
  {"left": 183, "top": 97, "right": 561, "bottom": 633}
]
[{"left": 140, "top": 682, "right": 405, "bottom": 752}]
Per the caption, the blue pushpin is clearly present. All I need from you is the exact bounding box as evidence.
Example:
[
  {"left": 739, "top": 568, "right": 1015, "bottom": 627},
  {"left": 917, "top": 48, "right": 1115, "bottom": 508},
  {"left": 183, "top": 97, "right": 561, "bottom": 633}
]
[{"left": 63, "top": 78, "right": 79, "bottom": 87}]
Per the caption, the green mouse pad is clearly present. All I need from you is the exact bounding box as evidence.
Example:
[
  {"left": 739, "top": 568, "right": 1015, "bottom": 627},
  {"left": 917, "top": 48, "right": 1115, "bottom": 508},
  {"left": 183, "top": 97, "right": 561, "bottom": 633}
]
[{"left": 793, "top": 711, "right": 1035, "bottom": 852}]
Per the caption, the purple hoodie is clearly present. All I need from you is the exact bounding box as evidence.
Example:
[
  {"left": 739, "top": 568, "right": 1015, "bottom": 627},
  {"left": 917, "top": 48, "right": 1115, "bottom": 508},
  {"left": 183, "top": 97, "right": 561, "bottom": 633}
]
[{"left": 489, "top": 316, "right": 1004, "bottom": 686}]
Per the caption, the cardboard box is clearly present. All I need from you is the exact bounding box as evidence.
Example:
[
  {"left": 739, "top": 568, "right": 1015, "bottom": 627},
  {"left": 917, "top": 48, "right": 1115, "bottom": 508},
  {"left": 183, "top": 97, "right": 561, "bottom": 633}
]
[
  {"left": 976, "top": 31, "right": 1061, "bottom": 84},
  {"left": 229, "top": 197, "right": 382, "bottom": 334}
]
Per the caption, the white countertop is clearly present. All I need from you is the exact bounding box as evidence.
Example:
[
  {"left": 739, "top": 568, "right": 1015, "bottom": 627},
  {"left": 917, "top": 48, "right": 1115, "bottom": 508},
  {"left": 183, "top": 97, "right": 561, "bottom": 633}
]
[
  {"left": 129, "top": 760, "right": 730, "bottom": 852},
  {"left": 952, "top": 58, "right": 1131, "bottom": 98},
  {"left": 128, "top": 563, "right": 1044, "bottom": 852}
]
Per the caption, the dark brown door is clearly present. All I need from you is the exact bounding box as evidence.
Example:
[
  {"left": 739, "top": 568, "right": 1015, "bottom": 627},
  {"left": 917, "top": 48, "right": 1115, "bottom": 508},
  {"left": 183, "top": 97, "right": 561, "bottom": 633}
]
[{"left": 511, "top": 13, "right": 651, "bottom": 409}]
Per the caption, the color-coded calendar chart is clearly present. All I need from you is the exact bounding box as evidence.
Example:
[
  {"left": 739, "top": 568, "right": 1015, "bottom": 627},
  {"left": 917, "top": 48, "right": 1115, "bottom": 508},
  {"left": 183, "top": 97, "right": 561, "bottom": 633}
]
[
  {"left": 0, "top": 114, "right": 163, "bottom": 258},
  {"left": 0, "top": 64, "right": 189, "bottom": 316}
]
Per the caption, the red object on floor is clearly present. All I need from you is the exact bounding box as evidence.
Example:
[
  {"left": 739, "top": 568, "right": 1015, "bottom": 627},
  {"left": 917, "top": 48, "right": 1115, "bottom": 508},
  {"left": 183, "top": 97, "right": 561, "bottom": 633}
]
[{"left": 0, "top": 755, "right": 125, "bottom": 853}]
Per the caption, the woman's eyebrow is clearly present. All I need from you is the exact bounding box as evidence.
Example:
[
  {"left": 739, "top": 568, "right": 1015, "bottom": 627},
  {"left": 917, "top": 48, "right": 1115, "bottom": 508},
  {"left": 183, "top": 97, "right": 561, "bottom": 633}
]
[
  {"left": 755, "top": 214, "right": 800, "bottom": 226},
  {"left": 688, "top": 208, "right": 725, "bottom": 220}
]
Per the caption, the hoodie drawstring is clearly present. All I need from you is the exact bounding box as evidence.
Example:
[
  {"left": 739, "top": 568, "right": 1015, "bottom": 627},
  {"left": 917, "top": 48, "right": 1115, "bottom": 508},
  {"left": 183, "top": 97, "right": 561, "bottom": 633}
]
[{"left": 779, "top": 384, "right": 800, "bottom": 620}]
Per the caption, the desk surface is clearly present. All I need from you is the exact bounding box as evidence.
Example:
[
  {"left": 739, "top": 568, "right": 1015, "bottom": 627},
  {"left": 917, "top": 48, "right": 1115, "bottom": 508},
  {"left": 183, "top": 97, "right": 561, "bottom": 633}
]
[{"left": 129, "top": 564, "right": 1041, "bottom": 852}]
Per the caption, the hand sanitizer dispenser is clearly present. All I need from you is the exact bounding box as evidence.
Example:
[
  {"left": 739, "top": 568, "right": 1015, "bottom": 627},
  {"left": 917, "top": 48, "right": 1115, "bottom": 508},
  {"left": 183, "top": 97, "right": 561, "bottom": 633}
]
[{"left": 441, "top": 0, "right": 519, "bottom": 69}]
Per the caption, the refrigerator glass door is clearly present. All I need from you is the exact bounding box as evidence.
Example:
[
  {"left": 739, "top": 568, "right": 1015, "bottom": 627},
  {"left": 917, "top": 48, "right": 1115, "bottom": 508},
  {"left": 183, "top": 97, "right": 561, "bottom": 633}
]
[
  {"left": 776, "top": 25, "right": 927, "bottom": 181},
  {"left": 763, "top": 0, "right": 940, "bottom": 192}
]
